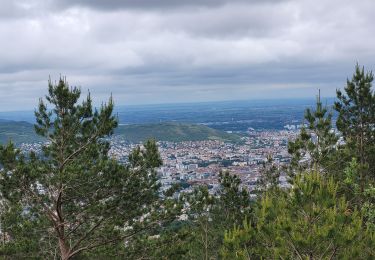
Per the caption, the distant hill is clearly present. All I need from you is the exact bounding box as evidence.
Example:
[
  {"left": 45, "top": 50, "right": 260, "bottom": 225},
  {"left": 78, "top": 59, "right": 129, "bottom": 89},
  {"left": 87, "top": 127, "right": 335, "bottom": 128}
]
[
  {"left": 0, "top": 121, "right": 43, "bottom": 145},
  {"left": 0, "top": 121, "right": 242, "bottom": 145},
  {"left": 116, "top": 122, "right": 243, "bottom": 143}
]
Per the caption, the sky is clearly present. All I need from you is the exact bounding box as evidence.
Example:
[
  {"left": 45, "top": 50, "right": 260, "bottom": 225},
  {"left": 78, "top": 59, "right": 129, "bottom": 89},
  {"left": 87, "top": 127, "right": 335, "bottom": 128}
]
[{"left": 0, "top": 0, "right": 374, "bottom": 111}]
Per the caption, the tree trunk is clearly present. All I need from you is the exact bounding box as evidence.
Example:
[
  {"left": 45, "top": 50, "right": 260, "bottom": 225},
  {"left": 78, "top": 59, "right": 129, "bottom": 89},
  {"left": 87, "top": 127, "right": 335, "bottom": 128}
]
[{"left": 59, "top": 237, "right": 71, "bottom": 260}]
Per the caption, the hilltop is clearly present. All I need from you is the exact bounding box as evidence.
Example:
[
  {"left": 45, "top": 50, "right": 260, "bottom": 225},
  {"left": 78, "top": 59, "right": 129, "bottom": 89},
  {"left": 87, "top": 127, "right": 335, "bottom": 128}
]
[
  {"left": 0, "top": 121, "right": 242, "bottom": 145},
  {"left": 115, "top": 122, "right": 243, "bottom": 143}
]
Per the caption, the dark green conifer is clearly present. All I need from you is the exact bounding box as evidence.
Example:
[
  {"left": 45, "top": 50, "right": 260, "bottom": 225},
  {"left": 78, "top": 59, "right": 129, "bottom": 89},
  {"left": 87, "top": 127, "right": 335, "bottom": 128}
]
[
  {"left": 288, "top": 90, "right": 338, "bottom": 175},
  {"left": 257, "top": 155, "right": 280, "bottom": 193},
  {"left": 167, "top": 172, "right": 252, "bottom": 260},
  {"left": 335, "top": 64, "right": 375, "bottom": 189},
  {"left": 222, "top": 171, "right": 370, "bottom": 259},
  {"left": 0, "top": 78, "right": 176, "bottom": 259}
]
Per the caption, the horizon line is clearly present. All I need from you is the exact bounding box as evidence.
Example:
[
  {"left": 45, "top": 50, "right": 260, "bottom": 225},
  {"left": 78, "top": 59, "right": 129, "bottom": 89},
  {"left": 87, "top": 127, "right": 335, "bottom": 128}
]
[{"left": 0, "top": 96, "right": 336, "bottom": 113}]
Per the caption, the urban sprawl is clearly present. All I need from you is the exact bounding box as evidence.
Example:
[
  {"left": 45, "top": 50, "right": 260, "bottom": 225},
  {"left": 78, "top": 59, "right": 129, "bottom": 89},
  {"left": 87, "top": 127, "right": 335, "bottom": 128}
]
[
  {"left": 108, "top": 129, "right": 301, "bottom": 195},
  {"left": 22, "top": 129, "right": 302, "bottom": 196}
]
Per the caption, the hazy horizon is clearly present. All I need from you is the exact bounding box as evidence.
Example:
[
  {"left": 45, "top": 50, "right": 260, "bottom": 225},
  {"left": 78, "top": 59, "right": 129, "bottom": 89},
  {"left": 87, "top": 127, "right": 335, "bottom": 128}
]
[
  {"left": 0, "top": 95, "right": 335, "bottom": 113},
  {"left": 0, "top": 96, "right": 336, "bottom": 129}
]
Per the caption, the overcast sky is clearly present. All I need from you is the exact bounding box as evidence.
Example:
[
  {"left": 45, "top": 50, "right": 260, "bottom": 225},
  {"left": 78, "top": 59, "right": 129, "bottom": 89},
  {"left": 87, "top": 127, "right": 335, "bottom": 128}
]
[{"left": 0, "top": 0, "right": 374, "bottom": 111}]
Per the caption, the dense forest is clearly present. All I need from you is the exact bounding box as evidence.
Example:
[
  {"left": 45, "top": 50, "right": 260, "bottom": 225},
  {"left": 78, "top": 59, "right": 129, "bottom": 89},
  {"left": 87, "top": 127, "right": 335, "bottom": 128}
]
[{"left": 0, "top": 64, "right": 374, "bottom": 259}]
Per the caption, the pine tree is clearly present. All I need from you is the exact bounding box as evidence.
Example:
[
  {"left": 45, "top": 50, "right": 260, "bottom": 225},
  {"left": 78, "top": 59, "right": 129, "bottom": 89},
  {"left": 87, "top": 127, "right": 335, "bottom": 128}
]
[
  {"left": 335, "top": 64, "right": 375, "bottom": 190},
  {"left": 257, "top": 155, "right": 280, "bottom": 193},
  {"left": 288, "top": 91, "right": 338, "bottom": 175},
  {"left": 217, "top": 171, "right": 252, "bottom": 225},
  {"left": 222, "top": 171, "right": 371, "bottom": 259},
  {"left": 0, "top": 78, "right": 176, "bottom": 259},
  {"left": 170, "top": 172, "right": 252, "bottom": 260}
]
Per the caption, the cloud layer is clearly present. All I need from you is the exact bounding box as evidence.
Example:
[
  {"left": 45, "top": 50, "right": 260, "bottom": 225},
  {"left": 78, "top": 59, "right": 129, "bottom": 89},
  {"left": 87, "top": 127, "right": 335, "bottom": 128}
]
[{"left": 0, "top": 0, "right": 374, "bottom": 110}]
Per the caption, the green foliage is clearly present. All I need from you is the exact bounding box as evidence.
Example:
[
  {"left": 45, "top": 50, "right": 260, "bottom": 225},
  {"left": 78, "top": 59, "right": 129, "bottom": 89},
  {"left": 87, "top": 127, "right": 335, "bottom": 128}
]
[
  {"left": 288, "top": 91, "right": 338, "bottom": 175},
  {"left": 335, "top": 64, "right": 375, "bottom": 188},
  {"left": 0, "top": 78, "right": 178, "bottom": 259},
  {"left": 0, "top": 121, "right": 243, "bottom": 146},
  {"left": 257, "top": 155, "right": 280, "bottom": 193},
  {"left": 163, "top": 172, "right": 253, "bottom": 260},
  {"left": 222, "top": 171, "right": 371, "bottom": 259},
  {"left": 116, "top": 122, "right": 243, "bottom": 143},
  {"left": 218, "top": 171, "right": 252, "bottom": 225},
  {"left": 343, "top": 158, "right": 375, "bottom": 234}
]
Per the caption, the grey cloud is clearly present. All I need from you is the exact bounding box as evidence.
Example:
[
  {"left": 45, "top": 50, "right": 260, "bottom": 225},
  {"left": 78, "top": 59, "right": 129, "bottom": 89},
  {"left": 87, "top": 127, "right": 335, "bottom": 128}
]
[
  {"left": 156, "top": 3, "right": 295, "bottom": 38},
  {"left": 0, "top": 0, "right": 374, "bottom": 111},
  {"left": 0, "top": 0, "right": 54, "bottom": 20},
  {"left": 56, "top": 0, "right": 285, "bottom": 10}
]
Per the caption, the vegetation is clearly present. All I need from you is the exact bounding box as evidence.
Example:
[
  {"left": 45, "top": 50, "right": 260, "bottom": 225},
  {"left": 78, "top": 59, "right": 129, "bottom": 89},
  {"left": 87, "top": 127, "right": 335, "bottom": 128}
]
[
  {"left": 221, "top": 171, "right": 366, "bottom": 259},
  {"left": 220, "top": 64, "right": 375, "bottom": 259},
  {"left": 0, "top": 79, "right": 181, "bottom": 259},
  {"left": 288, "top": 90, "right": 338, "bottom": 175},
  {"left": 0, "top": 121, "right": 242, "bottom": 145},
  {"left": 335, "top": 64, "right": 375, "bottom": 190},
  {"left": 0, "top": 64, "right": 374, "bottom": 259},
  {"left": 115, "top": 122, "right": 243, "bottom": 143}
]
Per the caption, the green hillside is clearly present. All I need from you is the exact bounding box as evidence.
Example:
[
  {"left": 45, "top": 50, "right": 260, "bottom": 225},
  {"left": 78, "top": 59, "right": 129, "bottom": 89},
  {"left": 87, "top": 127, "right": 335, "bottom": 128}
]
[
  {"left": 0, "top": 121, "right": 242, "bottom": 144},
  {"left": 116, "top": 122, "right": 243, "bottom": 143},
  {"left": 0, "top": 121, "right": 43, "bottom": 145}
]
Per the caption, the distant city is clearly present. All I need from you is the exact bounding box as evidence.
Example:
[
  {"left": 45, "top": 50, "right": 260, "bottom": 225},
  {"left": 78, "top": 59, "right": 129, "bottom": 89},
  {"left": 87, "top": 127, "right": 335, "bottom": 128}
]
[
  {"left": 2, "top": 98, "right": 336, "bottom": 195},
  {"left": 109, "top": 130, "right": 295, "bottom": 197}
]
